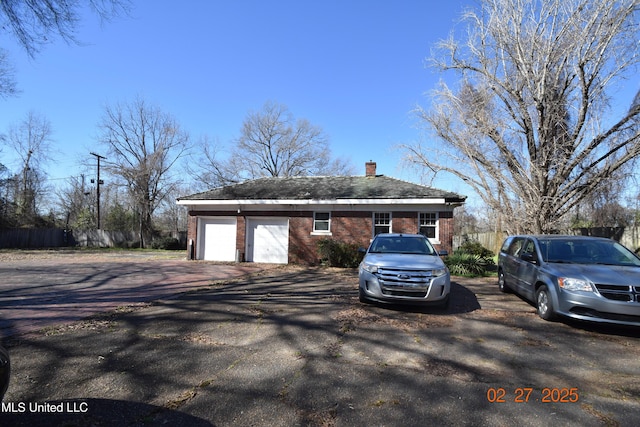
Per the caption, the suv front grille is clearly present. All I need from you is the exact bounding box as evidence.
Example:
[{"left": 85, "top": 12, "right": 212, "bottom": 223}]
[
  {"left": 594, "top": 284, "right": 640, "bottom": 303},
  {"left": 382, "top": 288, "right": 428, "bottom": 298},
  {"left": 376, "top": 268, "right": 434, "bottom": 296}
]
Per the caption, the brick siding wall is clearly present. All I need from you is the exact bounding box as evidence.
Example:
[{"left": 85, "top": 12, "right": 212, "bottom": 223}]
[
  {"left": 289, "top": 215, "right": 315, "bottom": 264},
  {"left": 186, "top": 214, "right": 198, "bottom": 259},
  {"left": 186, "top": 208, "right": 456, "bottom": 264},
  {"left": 392, "top": 211, "right": 417, "bottom": 234},
  {"left": 437, "top": 211, "right": 454, "bottom": 254},
  {"left": 290, "top": 211, "right": 373, "bottom": 264}
]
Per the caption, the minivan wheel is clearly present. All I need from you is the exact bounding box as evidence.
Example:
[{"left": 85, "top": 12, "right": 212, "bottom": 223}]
[
  {"left": 498, "top": 270, "right": 510, "bottom": 293},
  {"left": 536, "top": 285, "right": 557, "bottom": 321}
]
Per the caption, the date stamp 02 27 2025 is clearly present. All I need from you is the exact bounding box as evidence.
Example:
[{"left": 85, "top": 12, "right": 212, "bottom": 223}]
[{"left": 486, "top": 387, "right": 579, "bottom": 403}]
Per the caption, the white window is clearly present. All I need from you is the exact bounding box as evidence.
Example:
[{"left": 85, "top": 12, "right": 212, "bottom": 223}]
[
  {"left": 419, "top": 212, "right": 438, "bottom": 240},
  {"left": 374, "top": 212, "right": 391, "bottom": 235},
  {"left": 313, "top": 212, "right": 331, "bottom": 233}
]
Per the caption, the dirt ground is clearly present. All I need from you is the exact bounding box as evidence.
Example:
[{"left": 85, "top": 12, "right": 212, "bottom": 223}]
[{"left": 1, "top": 250, "right": 639, "bottom": 426}]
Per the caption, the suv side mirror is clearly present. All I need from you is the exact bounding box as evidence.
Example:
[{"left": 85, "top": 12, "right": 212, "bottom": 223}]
[
  {"left": 438, "top": 250, "right": 448, "bottom": 257},
  {"left": 521, "top": 252, "right": 537, "bottom": 264}
]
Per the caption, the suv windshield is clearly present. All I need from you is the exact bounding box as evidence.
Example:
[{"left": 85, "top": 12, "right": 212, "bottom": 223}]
[
  {"left": 369, "top": 236, "right": 436, "bottom": 255},
  {"left": 539, "top": 239, "right": 640, "bottom": 266}
]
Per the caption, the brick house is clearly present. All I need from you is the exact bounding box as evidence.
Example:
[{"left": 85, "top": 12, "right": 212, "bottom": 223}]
[{"left": 176, "top": 162, "right": 465, "bottom": 264}]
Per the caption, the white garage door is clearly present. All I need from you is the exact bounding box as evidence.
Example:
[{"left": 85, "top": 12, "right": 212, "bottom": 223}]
[
  {"left": 198, "top": 217, "right": 237, "bottom": 261},
  {"left": 246, "top": 218, "right": 289, "bottom": 264}
]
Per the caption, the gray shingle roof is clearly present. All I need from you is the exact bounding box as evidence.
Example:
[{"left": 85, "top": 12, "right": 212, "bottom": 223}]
[{"left": 178, "top": 175, "right": 466, "bottom": 203}]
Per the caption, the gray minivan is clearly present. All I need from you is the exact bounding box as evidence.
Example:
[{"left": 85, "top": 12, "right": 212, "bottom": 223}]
[{"left": 498, "top": 235, "right": 640, "bottom": 326}]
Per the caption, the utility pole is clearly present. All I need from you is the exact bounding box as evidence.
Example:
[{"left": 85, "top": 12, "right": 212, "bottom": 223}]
[{"left": 90, "top": 152, "right": 106, "bottom": 229}]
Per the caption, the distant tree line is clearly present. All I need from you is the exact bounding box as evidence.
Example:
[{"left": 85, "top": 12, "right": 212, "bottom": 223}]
[
  {"left": 0, "top": 99, "right": 353, "bottom": 247},
  {"left": 2, "top": 0, "right": 640, "bottom": 249}
]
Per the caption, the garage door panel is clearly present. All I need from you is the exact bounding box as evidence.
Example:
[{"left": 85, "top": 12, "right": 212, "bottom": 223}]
[
  {"left": 199, "top": 218, "right": 237, "bottom": 261},
  {"left": 247, "top": 218, "right": 288, "bottom": 264}
]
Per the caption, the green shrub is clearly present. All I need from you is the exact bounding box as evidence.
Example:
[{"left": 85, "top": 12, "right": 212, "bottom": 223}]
[
  {"left": 444, "top": 253, "right": 492, "bottom": 276},
  {"left": 316, "top": 238, "right": 364, "bottom": 268},
  {"left": 456, "top": 240, "right": 494, "bottom": 258},
  {"left": 151, "top": 237, "right": 182, "bottom": 250},
  {"left": 446, "top": 240, "right": 496, "bottom": 276}
]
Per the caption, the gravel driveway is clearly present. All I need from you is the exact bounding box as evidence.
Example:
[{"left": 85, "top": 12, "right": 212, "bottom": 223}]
[{"left": 1, "top": 250, "right": 639, "bottom": 426}]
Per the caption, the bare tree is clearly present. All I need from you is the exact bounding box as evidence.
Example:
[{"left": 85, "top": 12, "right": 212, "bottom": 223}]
[
  {"left": 0, "top": 0, "right": 129, "bottom": 98},
  {"left": 154, "top": 183, "right": 189, "bottom": 234},
  {"left": 573, "top": 174, "right": 634, "bottom": 228},
  {"left": 453, "top": 205, "right": 480, "bottom": 235},
  {"left": 56, "top": 174, "right": 95, "bottom": 230},
  {"left": 0, "top": 49, "right": 18, "bottom": 99},
  {"left": 0, "top": 0, "right": 129, "bottom": 57},
  {"left": 405, "top": 0, "right": 640, "bottom": 234},
  {"left": 97, "top": 97, "right": 189, "bottom": 247},
  {"left": 6, "top": 111, "right": 54, "bottom": 225},
  {"left": 99, "top": 186, "right": 137, "bottom": 232},
  {"left": 186, "top": 135, "right": 234, "bottom": 190},
  {"left": 200, "top": 101, "right": 354, "bottom": 184},
  {"left": 0, "top": 162, "right": 13, "bottom": 227}
]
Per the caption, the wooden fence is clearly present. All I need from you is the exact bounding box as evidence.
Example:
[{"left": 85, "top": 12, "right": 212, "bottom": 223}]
[
  {"left": 454, "top": 227, "right": 640, "bottom": 254},
  {"left": 0, "top": 228, "right": 68, "bottom": 249},
  {"left": 0, "top": 228, "right": 186, "bottom": 249}
]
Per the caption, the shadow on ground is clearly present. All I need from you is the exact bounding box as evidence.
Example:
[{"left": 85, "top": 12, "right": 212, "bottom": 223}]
[{"left": 2, "top": 265, "right": 639, "bottom": 427}]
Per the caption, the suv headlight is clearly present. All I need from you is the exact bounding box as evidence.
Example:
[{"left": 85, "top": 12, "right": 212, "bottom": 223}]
[
  {"left": 558, "top": 277, "right": 594, "bottom": 292},
  {"left": 432, "top": 268, "right": 447, "bottom": 277},
  {"left": 361, "top": 262, "right": 379, "bottom": 274}
]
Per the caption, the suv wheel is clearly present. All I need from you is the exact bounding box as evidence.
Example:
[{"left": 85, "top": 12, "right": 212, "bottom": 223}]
[
  {"left": 498, "top": 270, "right": 510, "bottom": 293},
  {"left": 439, "top": 294, "right": 450, "bottom": 310},
  {"left": 359, "top": 287, "right": 369, "bottom": 304},
  {"left": 536, "top": 285, "right": 557, "bottom": 321}
]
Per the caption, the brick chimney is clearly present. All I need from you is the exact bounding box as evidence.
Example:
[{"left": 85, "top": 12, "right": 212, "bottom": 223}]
[{"left": 365, "top": 161, "right": 377, "bottom": 177}]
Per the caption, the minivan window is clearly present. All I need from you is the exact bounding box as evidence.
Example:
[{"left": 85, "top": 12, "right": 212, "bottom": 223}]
[
  {"left": 507, "top": 238, "right": 525, "bottom": 256},
  {"left": 538, "top": 238, "right": 640, "bottom": 266},
  {"left": 500, "top": 237, "right": 513, "bottom": 253},
  {"left": 522, "top": 239, "right": 536, "bottom": 257}
]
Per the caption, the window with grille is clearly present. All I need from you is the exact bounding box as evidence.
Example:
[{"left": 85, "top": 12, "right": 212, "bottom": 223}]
[
  {"left": 419, "top": 212, "right": 437, "bottom": 239},
  {"left": 374, "top": 212, "right": 391, "bottom": 235}
]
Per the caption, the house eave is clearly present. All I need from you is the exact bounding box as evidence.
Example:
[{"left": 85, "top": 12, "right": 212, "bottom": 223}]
[{"left": 177, "top": 198, "right": 453, "bottom": 206}]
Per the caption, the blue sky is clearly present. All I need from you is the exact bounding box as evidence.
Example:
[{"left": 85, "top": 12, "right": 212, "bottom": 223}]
[{"left": 0, "top": 1, "right": 473, "bottom": 201}]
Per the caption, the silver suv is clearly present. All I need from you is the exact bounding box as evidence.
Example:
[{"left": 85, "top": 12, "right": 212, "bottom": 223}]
[
  {"left": 358, "top": 233, "right": 450, "bottom": 307},
  {"left": 498, "top": 235, "right": 640, "bottom": 326}
]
